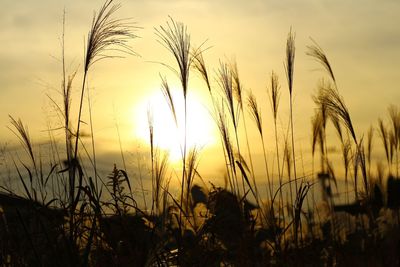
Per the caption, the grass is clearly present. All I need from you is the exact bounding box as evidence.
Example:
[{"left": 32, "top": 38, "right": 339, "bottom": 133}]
[{"left": 1, "top": 0, "right": 400, "bottom": 266}]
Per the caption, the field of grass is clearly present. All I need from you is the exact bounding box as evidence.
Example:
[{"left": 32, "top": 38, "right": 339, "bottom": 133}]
[{"left": 0, "top": 1, "right": 399, "bottom": 266}]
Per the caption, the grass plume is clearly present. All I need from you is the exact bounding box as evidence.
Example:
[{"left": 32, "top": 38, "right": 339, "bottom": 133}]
[
  {"left": 307, "top": 39, "right": 336, "bottom": 84},
  {"left": 314, "top": 81, "right": 357, "bottom": 144},
  {"left": 155, "top": 17, "right": 192, "bottom": 97},
  {"left": 247, "top": 91, "right": 263, "bottom": 137}
]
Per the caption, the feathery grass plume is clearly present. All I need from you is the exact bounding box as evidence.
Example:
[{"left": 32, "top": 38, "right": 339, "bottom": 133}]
[
  {"left": 193, "top": 50, "right": 212, "bottom": 93},
  {"left": 8, "top": 116, "right": 45, "bottom": 201},
  {"left": 315, "top": 83, "right": 369, "bottom": 197},
  {"left": 83, "top": 0, "right": 137, "bottom": 72},
  {"left": 217, "top": 61, "right": 237, "bottom": 129},
  {"left": 155, "top": 17, "right": 192, "bottom": 98},
  {"left": 77, "top": 0, "right": 138, "bottom": 130},
  {"left": 306, "top": 39, "right": 336, "bottom": 84},
  {"left": 231, "top": 59, "right": 244, "bottom": 110},
  {"left": 160, "top": 75, "right": 178, "bottom": 126},
  {"left": 314, "top": 80, "right": 343, "bottom": 144},
  {"left": 247, "top": 91, "right": 263, "bottom": 137},
  {"left": 230, "top": 62, "right": 246, "bottom": 143},
  {"left": 76, "top": 0, "right": 138, "bottom": 146},
  {"left": 315, "top": 81, "right": 357, "bottom": 143},
  {"left": 269, "top": 71, "right": 281, "bottom": 122},
  {"left": 284, "top": 28, "right": 295, "bottom": 96},
  {"left": 8, "top": 116, "right": 37, "bottom": 172}
]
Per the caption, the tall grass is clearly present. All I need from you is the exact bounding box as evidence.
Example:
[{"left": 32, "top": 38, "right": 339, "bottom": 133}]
[
  {"left": 69, "top": 0, "right": 138, "bottom": 243},
  {"left": 284, "top": 29, "right": 298, "bottom": 219},
  {"left": 388, "top": 105, "right": 400, "bottom": 177},
  {"left": 2, "top": 2, "right": 400, "bottom": 265},
  {"left": 247, "top": 90, "right": 272, "bottom": 201},
  {"left": 155, "top": 18, "right": 195, "bottom": 225}
]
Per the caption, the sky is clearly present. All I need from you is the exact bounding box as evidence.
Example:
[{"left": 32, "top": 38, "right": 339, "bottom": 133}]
[{"left": 1, "top": 0, "right": 400, "bottom": 186}]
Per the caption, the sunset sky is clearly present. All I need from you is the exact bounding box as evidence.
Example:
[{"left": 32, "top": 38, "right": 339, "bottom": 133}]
[{"left": 1, "top": 0, "right": 399, "bottom": 182}]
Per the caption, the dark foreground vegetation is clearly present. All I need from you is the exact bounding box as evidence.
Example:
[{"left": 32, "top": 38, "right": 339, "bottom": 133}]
[{"left": 1, "top": 0, "right": 400, "bottom": 266}]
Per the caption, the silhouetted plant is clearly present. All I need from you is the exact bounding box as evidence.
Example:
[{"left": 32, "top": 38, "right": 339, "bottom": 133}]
[
  {"left": 3, "top": 3, "right": 400, "bottom": 265},
  {"left": 284, "top": 28, "right": 298, "bottom": 196},
  {"left": 71, "top": 0, "right": 138, "bottom": 244}
]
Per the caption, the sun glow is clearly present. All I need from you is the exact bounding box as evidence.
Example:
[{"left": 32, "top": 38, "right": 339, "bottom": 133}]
[{"left": 133, "top": 89, "right": 216, "bottom": 162}]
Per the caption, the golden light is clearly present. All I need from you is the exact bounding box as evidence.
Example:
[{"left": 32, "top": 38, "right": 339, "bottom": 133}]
[{"left": 133, "top": 88, "right": 216, "bottom": 162}]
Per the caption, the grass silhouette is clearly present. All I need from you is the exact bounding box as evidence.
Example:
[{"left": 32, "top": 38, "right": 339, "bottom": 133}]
[{"left": 1, "top": 0, "right": 400, "bottom": 266}]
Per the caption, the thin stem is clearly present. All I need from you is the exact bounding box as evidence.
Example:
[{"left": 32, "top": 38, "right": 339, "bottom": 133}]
[
  {"left": 242, "top": 114, "right": 259, "bottom": 197},
  {"left": 290, "top": 95, "right": 298, "bottom": 193},
  {"left": 88, "top": 88, "right": 99, "bottom": 195},
  {"left": 260, "top": 136, "right": 273, "bottom": 202},
  {"left": 136, "top": 150, "right": 147, "bottom": 212},
  {"left": 274, "top": 119, "right": 285, "bottom": 226}
]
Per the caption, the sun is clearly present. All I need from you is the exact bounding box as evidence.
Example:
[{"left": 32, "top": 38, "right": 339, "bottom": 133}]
[{"left": 133, "top": 89, "right": 216, "bottom": 162}]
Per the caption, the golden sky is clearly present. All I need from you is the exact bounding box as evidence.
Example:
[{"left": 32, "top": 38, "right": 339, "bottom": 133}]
[{"left": 1, "top": 0, "right": 400, "bottom": 180}]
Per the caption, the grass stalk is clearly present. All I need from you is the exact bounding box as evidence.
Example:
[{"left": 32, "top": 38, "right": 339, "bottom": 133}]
[
  {"left": 71, "top": 0, "right": 137, "bottom": 240},
  {"left": 247, "top": 91, "right": 272, "bottom": 201},
  {"left": 284, "top": 28, "right": 298, "bottom": 197},
  {"left": 156, "top": 17, "right": 194, "bottom": 225}
]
